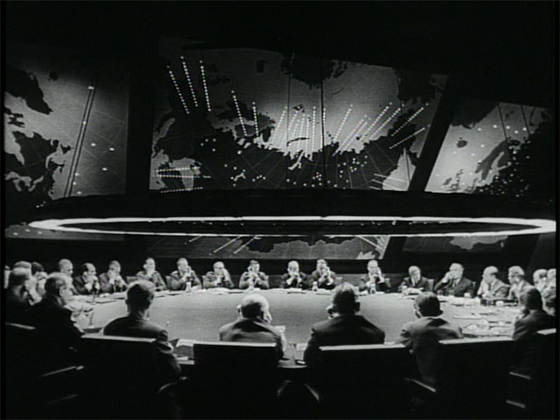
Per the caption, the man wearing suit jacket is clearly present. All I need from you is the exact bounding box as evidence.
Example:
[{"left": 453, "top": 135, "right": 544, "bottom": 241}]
[
  {"left": 73, "top": 263, "right": 101, "bottom": 295},
  {"left": 512, "top": 288, "right": 555, "bottom": 377},
  {"left": 304, "top": 283, "right": 385, "bottom": 367},
  {"left": 434, "top": 263, "right": 475, "bottom": 297},
  {"left": 103, "top": 281, "right": 181, "bottom": 385},
  {"left": 399, "top": 266, "right": 432, "bottom": 293},
  {"left": 396, "top": 292, "right": 463, "bottom": 386},
  {"left": 219, "top": 293, "right": 285, "bottom": 359},
  {"left": 476, "top": 266, "right": 510, "bottom": 300}
]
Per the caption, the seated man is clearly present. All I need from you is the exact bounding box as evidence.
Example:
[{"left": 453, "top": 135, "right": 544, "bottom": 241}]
[
  {"left": 58, "top": 259, "right": 78, "bottom": 294},
  {"left": 396, "top": 292, "right": 463, "bottom": 386},
  {"left": 507, "top": 266, "right": 533, "bottom": 302},
  {"left": 5, "top": 267, "right": 34, "bottom": 325},
  {"left": 73, "top": 263, "right": 101, "bottom": 295},
  {"left": 239, "top": 260, "right": 270, "bottom": 290},
  {"left": 476, "top": 266, "right": 510, "bottom": 300},
  {"left": 136, "top": 258, "right": 167, "bottom": 290},
  {"left": 304, "top": 283, "right": 385, "bottom": 367},
  {"left": 30, "top": 273, "right": 84, "bottom": 371},
  {"left": 532, "top": 269, "right": 549, "bottom": 293},
  {"left": 31, "top": 262, "right": 49, "bottom": 297},
  {"left": 399, "top": 266, "right": 432, "bottom": 294},
  {"left": 512, "top": 288, "right": 555, "bottom": 377},
  {"left": 433, "top": 263, "right": 475, "bottom": 297},
  {"left": 168, "top": 258, "right": 201, "bottom": 291},
  {"left": 99, "top": 260, "right": 128, "bottom": 294},
  {"left": 359, "top": 259, "right": 390, "bottom": 293},
  {"left": 13, "top": 260, "right": 41, "bottom": 304},
  {"left": 281, "top": 260, "right": 309, "bottom": 289},
  {"left": 103, "top": 281, "right": 181, "bottom": 385},
  {"left": 310, "top": 259, "right": 337, "bottom": 290},
  {"left": 542, "top": 287, "right": 556, "bottom": 317},
  {"left": 203, "top": 261, "right": 234, "bottom": 289},
  {"left": 219, "top": 293, "right": 285, "bottom": 359}
]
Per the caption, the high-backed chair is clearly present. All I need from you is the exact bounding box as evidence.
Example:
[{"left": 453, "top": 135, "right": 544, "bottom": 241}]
[
  {"left": 186, "top": 341, "right": 280, "bottom": 418},
  {"left": 80, "top": 334, "right": 168, "bottom": 419},
  {"left": 314, "top": 343, "right": 411, "bottom": 419},
  {"left": 508, "top": 328, "right": 557, "bottom": 419},
  {"left": 407, "top": 336, "right": 514, "bottom": 419}
]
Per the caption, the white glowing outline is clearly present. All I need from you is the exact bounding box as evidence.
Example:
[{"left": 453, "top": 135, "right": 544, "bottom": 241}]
[{"left": 28, "top": 216, "right": 556, "bottom": 238}]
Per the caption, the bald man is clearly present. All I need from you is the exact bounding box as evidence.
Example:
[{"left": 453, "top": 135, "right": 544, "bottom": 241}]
[
  {"left": 73, "top": 263, "right": 100, "bottom": 295},
  {"left": 219, "top": 293, "right": 285, "bottom": 359},
  {"left": 476, "top": 266, "right": 510, "bottom": 300},
  {"left": 434, "top": 263, "right": 475, "bottom": 297}
]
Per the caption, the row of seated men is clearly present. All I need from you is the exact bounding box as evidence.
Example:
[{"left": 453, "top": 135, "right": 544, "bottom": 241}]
[
  {"left": 5, "top": 257, "right": 557, "bottom": 302},
  {"left": 4, "top": 261, "right": 557, "bottom": 391}
]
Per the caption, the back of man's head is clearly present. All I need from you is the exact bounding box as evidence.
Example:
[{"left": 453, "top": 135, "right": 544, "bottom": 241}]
[
  {"left": 415, "top": 292, "right": 443, "bottom": 317},
  {"left": 13, "top": 261, "right": 32, "bottom": 271},
  {"left": 240, "top": 293, "right": 269, "bottom": 319},
  {"left": 520, "top": 288, "right": 542, "bottom": 311},
  {"left": 8, "top": 267, "right": 31, "bottom": 288},
  {"left": 31, "top": 262, "right": 45, "bottom": 275},
  {"left": 332, "top": 283, "right": 360, "bottom": 314},
  {"left": 44, "top": 273, "right": 69, "bottom": 297},
  {"left": 126, "top": 281, "right": 155, "bottom": 311}
]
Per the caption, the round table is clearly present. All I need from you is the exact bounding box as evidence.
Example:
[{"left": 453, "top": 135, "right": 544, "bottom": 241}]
[{"left": 77, "top": 289, "right": 518, "bottom": 344}]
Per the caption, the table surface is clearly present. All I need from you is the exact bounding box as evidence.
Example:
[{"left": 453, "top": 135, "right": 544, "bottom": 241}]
[{"left": 75, "top": 289, "right": 519, "bottom": 345}]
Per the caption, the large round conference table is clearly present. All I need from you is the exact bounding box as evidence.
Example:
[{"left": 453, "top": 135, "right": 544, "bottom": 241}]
[{"left": 76, "top": 289, "right": 519, "bottom": 346}]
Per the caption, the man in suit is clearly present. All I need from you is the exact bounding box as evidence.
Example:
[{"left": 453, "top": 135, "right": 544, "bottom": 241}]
[
  {"left": 103, "top": 280, "right": 181, "bottom": 385},
  {"left": 434, "top": 263, "right": 475, "bottom": 297},
  {"left": 168, "top": 258, "right": 201, "bottom": 291},
  {"left": 73, "top": 263, "right": 101, "bottom": 295},
  {"left": 304, "top": 283, "right": 385, "bottom": 367},
  {"left": 203, "top": 261, "right": 235, "bottom": 289},
  {"left": 219, "top": 293, "right": 285, "bottom": 359},
  {"left": 30, "top": 273, "right": 84, "bottom": 372},
  {"left": 99, "top": 260, "right": 128, "bottom": 294},
  {"left": 310, "top": 259, "right": 337, "bottom": 290},
  {"left": 5, "top": 267, "right": 34, "bottom": 325},
  {"left": 512, "top": 288, "right": 555, "bottom": 377},
  {"left": 476, "top": 266, "right": 510, "bottom": 300},
  {"left": 281, "top": 260, "right": 309, "bottom": 289},
  {"left": 239, "top": 260, "right": 270, "bottom": 290},
  {"left": 508, "top": 266, "right": 534, "bottom": 302},
  {"left": 399, "top": 266, "right": 432, "bottom": 293},
  {"left": 358, "top": 259, "right": 390, "bottom": 293},
  {"left": 396, "top": 292, "right": 463, "bottom": 386}
]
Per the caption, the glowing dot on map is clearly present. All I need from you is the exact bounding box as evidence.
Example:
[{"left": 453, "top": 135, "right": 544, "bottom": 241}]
[
  {"left": 90, "top": 143, "right": 96, "bottom": 147},
  {"left": 102, "top": 167, "right": 108, "bottom": 171}
]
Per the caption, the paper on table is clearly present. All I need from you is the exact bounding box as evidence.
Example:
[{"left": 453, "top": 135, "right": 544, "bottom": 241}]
[{"left": 453, "top": 313, "right": 483, "bottom": 320}]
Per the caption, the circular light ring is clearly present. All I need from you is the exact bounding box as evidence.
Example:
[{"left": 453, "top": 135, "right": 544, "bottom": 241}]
[{"left": 28, "top": 215, "right": 556, "bottom": 237}]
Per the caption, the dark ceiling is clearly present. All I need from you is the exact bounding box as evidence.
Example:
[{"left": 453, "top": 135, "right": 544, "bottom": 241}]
[{"left": 5, "top": 1, "right": 556, "bottom": 107}]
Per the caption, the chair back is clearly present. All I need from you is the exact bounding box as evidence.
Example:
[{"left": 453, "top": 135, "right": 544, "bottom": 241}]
[
  {"left": 190, "top": 341, "right": 279, "bottom": 418},
  {"left": 316, "top": 343, "right": 410, "bottom": 418},
  {"left": 80, "top": 334, "right": 161, "bottom": 418},
  {"left": 436, "top": 336, "right": 514, "bottom": 417},
  {"left": 531, "top": 328, "right": 556, "bottom": 418}
]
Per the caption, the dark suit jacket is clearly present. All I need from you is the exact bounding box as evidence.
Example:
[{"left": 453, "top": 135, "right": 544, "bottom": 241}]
[
  {"left": 304, "top": 314, "right": 385, "bottom": 367},
  {"left": 281, "top": 272, "right": 310, "bottom": 289},
  {"left": 219, "top": 317, "right": 284, "bottom": 359},
  {"left": 98, "top": 272, "right": 128, "bottom": 294},
  {"left": 358, "top": 274, "right": 390, "bottom": 292},
  {"left": 310, "top": 270, "right": 337, "bottom": 290},
  {"left": 396, "top": 316, "right": 463, "bottom": 386},
  {"left": 30, "top": 296, "right": 84, "bottom": 371},
  {"left": 512, "top": 309, "right": 555, "bottom": 377},
  {"left": 434, "top": 276, "right": 475, "bottom": 297},
  {"left": 73, "top": 275, "right": 100, "bottom": 295},
  {"left": 5, "top": 288, "right": 32, "bottom": 325},
  {"left": 103, "top": 315, "right": 181, "bottom": 384},
  {"left": 400, "top": 276, "right": 432, "bottom": 292}
]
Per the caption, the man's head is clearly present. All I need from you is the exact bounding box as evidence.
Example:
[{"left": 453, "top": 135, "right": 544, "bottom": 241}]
[
  {"left": 81, "top": 263, "right": 96, "bottom": 277},
  {"left": 143, "top": 258, "right": 156, "bottom": 272},
  {"left": 287, "top": 261, "right": 299, "bottom": 272},
  {"left": 177, "top": 258, "right": 189, "bottom": 272},
  {"left": 31, "top": 262, "right": 45, "bottom": 275},
  {"left": 367, "top": 260, "right": 379, "bottom": 273},
  {"left": 533, "top": 269, "right": 548, "bottom": 284},
  {"left": 239, "top": 293, "right": 271, "bottom": 321},
  {"left": 331, "top": 283, "right": 360, "bottom": 315},
  {"left": 13, "top": 261, "right": 32, "bottom": 271},
  {"left": 482, "top": 266, "right": 499, "bottom": 283},
  {"left": 448, "top": 263, "right": 464, "bottom": 280},
  {"left": 542, "top": 287, "right": 556, "bottom": 316},
  {"left": 58, "top": 259, "right": 74, "bottom": 276},
  {"left": 508, "top": 266, "right": 525, "bottom": 284},
  {"left": 316, "top": 259, "right": 327, "bottom": 270},
  {"left": 408, "top": 266, "right": 421, "bottom": 280},
  {"left": 414, "top": 292, "right": 443, "bottom": 317},
  {"left": 519, "top": 287, "right": 542, "bottom": 311},
  {"left": 8, "top": 267, "right": 31, "bottom": 289},
  {"left": 44, "top": 273, "right": 73, "bottom": 305},
  {"left": 108, "top": 260, "right": 121, "bottom": 273},
  {"left": 547, "top": 268, "right": 556, "bottom": 284},
  {"left": 126, "top": 281, "right": 155, "bottom": 312},
  {"left": 213, "top": 261, "right": 226, "bottom": 275},
  {"left": 248, "top": 260, "right": 260, "bottom": 273}
]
